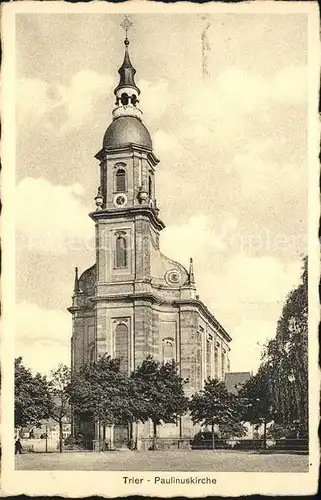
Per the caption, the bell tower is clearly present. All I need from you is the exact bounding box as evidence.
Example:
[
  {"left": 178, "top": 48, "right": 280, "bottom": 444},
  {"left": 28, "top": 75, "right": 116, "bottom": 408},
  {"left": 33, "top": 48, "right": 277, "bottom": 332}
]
[{"left": 89, "top": 21, "right": 164, "bottom": 363}]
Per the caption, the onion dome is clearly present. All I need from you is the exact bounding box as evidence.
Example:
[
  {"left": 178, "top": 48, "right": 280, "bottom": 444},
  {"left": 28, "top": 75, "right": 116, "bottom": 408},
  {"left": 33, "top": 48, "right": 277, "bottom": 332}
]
[
  {"left": 103, "top": 33, "right": 153, "bottom": 150},
  {"left": 103, "top": 116, "right": 152, "bottom": 150},
  {"left": 114, "top": 37, "right": 140, "bottom": 96}
]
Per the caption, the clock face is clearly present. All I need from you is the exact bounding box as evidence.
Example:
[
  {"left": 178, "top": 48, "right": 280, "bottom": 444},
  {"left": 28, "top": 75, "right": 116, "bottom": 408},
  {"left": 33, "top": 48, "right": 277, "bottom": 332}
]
[{"left": 114, "top": 193, "right": 127, "bottom": 207}]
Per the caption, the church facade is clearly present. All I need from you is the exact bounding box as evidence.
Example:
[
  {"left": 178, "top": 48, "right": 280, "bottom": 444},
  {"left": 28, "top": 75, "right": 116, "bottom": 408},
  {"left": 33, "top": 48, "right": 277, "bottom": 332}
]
[{"left": 69, "top": 34, "right": 232, "bottom": 449}]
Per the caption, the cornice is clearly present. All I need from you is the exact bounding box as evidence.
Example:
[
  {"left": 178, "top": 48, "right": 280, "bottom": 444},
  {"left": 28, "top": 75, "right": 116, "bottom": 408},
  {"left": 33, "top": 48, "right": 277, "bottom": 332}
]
[
  {"left": 67, "top": 305, "right": 94, "bottom": 314},
  {"left": 91, "top": 292, "right": 159, "bottom": 305},
  {"left": 95, "top": 144, "right": 159, "bottom": 165},
  {"left": 89, "top": 205, "right": 165, "bottom": 231},
  {"left": 70, "top": 290, "right": 231, "bottom": 342},
  {"left": 174, "top": 299, "right": 232, "bottom": 343}
]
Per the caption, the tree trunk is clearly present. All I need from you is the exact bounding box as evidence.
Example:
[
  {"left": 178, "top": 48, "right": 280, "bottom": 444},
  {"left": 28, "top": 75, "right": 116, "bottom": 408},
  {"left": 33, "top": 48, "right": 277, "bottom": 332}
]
[
  {"left": 59, "top": 420, "right": 63, "bottom": 453},
  {"left": 128, "top": 422, "right": 133, "bottom": 450},
  {"left": 263, "top": 418, "right": 267, "bottom": 450},
  {"left": 98, "top": 416, "right": 101, "bottom": 451},
  {"left": 134, "top": 421, "right": 139, "bottom": 450},
  {"left": 153, "top": 421, "right": 157, "bottom": 451},
  {"left": 211, "top": 422, "right": 215, "bottom": 451},
  {"left": 109, "top": 425, "right": 112, "bottom": 450},
  {"left": 102, "top": 425, "right": 106, "bottom": 451}
]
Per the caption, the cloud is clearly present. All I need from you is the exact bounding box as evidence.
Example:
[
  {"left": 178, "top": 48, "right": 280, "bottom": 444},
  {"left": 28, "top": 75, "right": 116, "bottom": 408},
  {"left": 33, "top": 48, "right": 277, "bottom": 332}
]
[
  {"left": 272, "top": 65, "right": 307, "bottom": 105},
  {"left": 186, "top": 69, "right": 267, "bottom": 133},
  {"left": 58, "top": 70, "right": 114, "bottom": 130},
  {"left": 17, "top": 70, "right": 114, "bottom": 131},
  {"left": 138, "top": 79, "right": 171, "bottom": 120},
  {"left": 16, "top": 177, "right": 93, "bottom": 254},
  {"left": 15, "top": 301, "right": 70, "bottom": 375},
  {"left": 229, "top": 319, "right": 277, "bottom": 373},
  {"left": 216, "top": 255, "right": 302, "bottom": 305},
  {"left": 183, "top": 65, "right": 307, "bottom": 137},
  {"left": 161, "top": 214, "right": 239, "bottom": 266},
  {"left": 17, "top": 78, "right": 57, "bottom": 126},
  {"left": 153, "top": 129, "right": 184, "bottom": 157},
  {"left": 230, "top": 149, "right": 303, "bottom": 200}
]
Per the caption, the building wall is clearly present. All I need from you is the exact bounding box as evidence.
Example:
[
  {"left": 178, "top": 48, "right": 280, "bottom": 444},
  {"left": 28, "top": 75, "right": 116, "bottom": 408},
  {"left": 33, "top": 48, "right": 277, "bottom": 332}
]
[
  {"left": 70, "top": 141, "right": 231, "bottom": 445},
  {"left": 71, "top": 310, "right": 95, "bottom": 372}
]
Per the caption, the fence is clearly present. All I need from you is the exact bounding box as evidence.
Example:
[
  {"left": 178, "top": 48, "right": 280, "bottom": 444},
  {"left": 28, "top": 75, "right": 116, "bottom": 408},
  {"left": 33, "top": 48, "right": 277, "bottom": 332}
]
[
  {"left": 140, "top": 437, "right": 191, "bottom": 451},
  {"left": 20, "top": 438, "right": 59, "bottom": 453},
  {"left": 19, "top": 437, "right": 309, "bottom": 453},
  {"left": 191, "top": 438, "right": 309, "bottom": 451}
]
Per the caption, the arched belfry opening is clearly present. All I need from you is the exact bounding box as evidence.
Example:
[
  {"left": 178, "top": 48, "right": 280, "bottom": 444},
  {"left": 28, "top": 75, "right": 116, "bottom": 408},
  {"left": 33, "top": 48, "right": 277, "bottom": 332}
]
[{"left": 121, "top": 93, "right": 129, "bottom": 105}]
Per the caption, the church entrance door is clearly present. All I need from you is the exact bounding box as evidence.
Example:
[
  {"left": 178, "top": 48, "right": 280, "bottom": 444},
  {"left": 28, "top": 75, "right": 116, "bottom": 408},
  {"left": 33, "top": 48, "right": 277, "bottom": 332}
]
[{"left": 114, "top": 424, "right": 129, "bottom": 449}]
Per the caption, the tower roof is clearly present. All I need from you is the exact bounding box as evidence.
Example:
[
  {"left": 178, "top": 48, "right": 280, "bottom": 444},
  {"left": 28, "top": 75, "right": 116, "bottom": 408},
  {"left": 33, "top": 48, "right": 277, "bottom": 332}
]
[
  {"left": 103, "top": 115, "right": 152, "bottom": 150},
  {"left": 114, "top": 38, "right": 140, "bottom": 95},
  {"left": 102, "top": 22, "right": 152, "bottom": 151}
]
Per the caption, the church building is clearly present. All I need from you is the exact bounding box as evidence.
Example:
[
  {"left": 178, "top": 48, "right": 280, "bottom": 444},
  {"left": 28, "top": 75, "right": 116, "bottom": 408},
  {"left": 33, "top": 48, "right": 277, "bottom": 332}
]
[{"left": 69, "top": 31, "right": 232, "bottom": 449}]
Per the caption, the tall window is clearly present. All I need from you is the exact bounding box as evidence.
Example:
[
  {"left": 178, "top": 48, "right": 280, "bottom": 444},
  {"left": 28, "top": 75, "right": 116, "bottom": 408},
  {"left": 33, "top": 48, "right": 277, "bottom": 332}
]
[
  {"left": 162, "top": 338, "right": 174, "bottom": 363},
  {"left": 148, "top": 175, "right": 153, "bottom": 198},
  {"left": 115, "top": 235, "right": 127, "bottom": 268},
  {"left": 221, "top": 352, "right": 225, "bottom": 380},
  {"left": 206, "top": 339, "right": 212, "bottom": 379},
  {"left": 214, "top": 348, "right": 219, "bottom": 379},
  {"left": 115, "top": 322, "right": 129, "bottom": 374},
  {"left": 116, "top": 168, "right": 126, "bottom": 192}
]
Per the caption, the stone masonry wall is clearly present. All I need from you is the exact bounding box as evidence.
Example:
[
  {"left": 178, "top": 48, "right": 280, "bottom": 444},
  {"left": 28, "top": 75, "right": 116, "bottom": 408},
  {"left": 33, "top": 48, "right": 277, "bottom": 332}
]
[{"left": 134, "top": 301, "right": 153, "bottom": 367}]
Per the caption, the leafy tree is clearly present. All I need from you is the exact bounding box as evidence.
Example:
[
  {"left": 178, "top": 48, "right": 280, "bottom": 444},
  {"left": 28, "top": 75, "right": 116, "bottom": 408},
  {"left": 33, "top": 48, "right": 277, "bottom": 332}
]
[
  {"left": 67, "top": 355, "right": 139, "bottom": 448},
  {"left": 262, "top": 256, "right": 308, "bottom": 437},
  {"left": 218, "top": 420, "right": 247, "bottom": 440},
  {"left": 131, "top": 357, "right": 189, "bottom": 450},
  {"left": 48, "top": 364, "right": 71, "bottom": 453},
  {"left": 189, "top": 378, "right": 238, "bottom": 450},
  {"left": 239, "top": 364, "right": 275, "bottom": 448},
  {"left": 14, "top": 357, "right": 53, "bottom": 428}
]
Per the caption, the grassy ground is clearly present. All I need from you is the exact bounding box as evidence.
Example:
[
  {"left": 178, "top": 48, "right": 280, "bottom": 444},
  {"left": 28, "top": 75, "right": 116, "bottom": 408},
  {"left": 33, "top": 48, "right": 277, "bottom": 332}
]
[{"left": 15, "top": 449, "right": 309, "bottom": 472}]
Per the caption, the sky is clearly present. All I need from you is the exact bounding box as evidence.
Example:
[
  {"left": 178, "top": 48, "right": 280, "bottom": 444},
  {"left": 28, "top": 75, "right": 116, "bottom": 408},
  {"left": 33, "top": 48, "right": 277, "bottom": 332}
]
[{"left": 14, "top": 12, "right": 308, "bottom": 375}]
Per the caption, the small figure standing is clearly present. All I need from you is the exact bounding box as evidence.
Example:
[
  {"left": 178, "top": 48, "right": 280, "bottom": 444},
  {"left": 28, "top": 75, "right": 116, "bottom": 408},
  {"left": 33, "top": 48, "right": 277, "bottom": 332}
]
[{"left": 15, "top": 438, "right": 23, "bottom": 454}]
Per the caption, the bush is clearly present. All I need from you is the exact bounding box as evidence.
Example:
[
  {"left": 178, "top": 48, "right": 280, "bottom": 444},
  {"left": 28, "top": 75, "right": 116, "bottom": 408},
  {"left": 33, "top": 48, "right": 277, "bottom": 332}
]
[
  {"left": 191, "top": 431, "right": 228, "bottom": 450},
  {"left": 274, "top": 438, "right": 308, "bottom": 451},
  {"left": 64, "top": 434, "right": 86, "bottom": 450},
  {"left": 233, "top": 439, "right": 264, "bottom": 450}
]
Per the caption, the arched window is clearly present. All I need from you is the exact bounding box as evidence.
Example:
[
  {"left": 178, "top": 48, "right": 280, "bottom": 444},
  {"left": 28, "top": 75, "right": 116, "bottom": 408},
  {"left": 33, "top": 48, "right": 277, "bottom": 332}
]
[
  {"left": 89, "top": 346, "right": 95, "bottom": 364},
  {"left": 206, "top": 339, "right": 212, "bottom": 379},
  {"left": 116, "top": 168, "right": 126, "bottom": 192},
  {"left": 131, "top": 94, "right": 137, "bottom": 106},
  {"left": 115, "top": 235, "right": 127, "bottom": 268},
  {"left": 162, "top": 338, "right": 174, "bottom": 363},
  {"left": 148, "top": 175, "right": 153, "bottom": 199},
  {"left": 121, "top": 93, "right": 129, "bottom": 105},
  {"left": 115, "top": 322, "right": 129, "bottom": 374}
]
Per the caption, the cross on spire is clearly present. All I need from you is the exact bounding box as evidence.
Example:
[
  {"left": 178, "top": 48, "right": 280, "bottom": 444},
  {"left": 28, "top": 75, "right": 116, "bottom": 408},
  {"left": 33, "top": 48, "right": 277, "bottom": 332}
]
[{"left": 120, "top": 15, "right": 133, "bottom": 40}]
